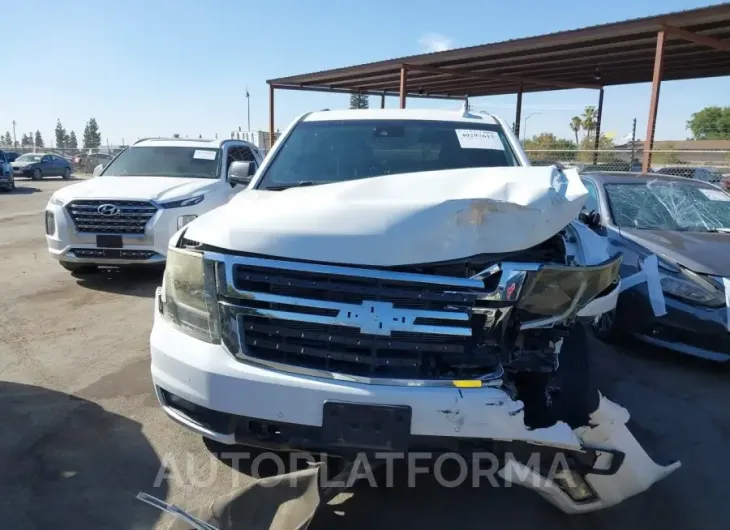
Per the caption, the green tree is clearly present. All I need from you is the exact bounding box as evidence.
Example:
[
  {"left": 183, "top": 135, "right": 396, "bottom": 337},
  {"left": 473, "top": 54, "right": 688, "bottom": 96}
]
[
  {"left": 67, "top": 131, "right": 78, "bottom": 149},
  {"left": 21, "top": 134, "right": 31, "bottom": 147},
  {"left": 569, "top": 116, "right": 582, "bottom": 144},
  {"left": 349, "top": 92, "right": 369, "bottom": 109},
  {"left": 578, "top": 134, "right": 616, "bottom": 162},
  {"left": 581, "top": 106, "right": 597, "bottom": 142},
  {"left": 686, "top": 106, "right": 730, "bottom": 140},
  {"left": 2, "top": 131, "right": 11, "bottom": 146},
  {"left": 83, "top": 118, "right": 102, "bottom": 149},
  {"left": 34, "top": 130, "right": 44, "bottom": 148},
  {"left": 523, "top": 133, "right": 577, "bottom": 164},
  {"left": 55, "top": 119, "right": 67, "bottom": 148}
]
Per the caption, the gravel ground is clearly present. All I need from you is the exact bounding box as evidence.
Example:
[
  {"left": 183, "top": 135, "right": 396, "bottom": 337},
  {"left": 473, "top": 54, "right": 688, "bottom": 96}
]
[{"left": 1, "top": 176, "right": 729, "bottom": 530}]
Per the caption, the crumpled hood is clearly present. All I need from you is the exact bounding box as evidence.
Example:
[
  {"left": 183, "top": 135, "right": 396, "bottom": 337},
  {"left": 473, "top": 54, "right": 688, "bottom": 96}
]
[
  {"left": 53, "top": 176, "right": 216, "bottom": 203},
  {"left": 620, "top": 228, "right": 730, "bottom": 276},
  {"left": 185, "top": 166, "right": 588, "bottom": 267}
]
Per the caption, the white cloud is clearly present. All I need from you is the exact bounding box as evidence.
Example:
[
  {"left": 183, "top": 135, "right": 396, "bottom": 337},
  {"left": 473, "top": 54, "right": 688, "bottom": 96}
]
[{"left": 418, "top": 33, "right": 454, "bottom": 53}]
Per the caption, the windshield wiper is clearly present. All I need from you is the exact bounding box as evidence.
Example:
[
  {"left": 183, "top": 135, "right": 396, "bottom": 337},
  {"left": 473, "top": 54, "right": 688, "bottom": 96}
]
[{"left": 263, "top": 181, "right": 324, "bottom": 191}]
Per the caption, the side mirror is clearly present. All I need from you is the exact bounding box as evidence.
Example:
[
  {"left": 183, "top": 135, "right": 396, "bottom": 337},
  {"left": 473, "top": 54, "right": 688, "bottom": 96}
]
[
  {"left": 579, "top": 209, "right": 601, "bottom": 228},
  {"left": 228, "top": 161, "right": 255, "bottom": 187},
  {"left": 92, "top": 164, "right": 104, "bottom": 176}
]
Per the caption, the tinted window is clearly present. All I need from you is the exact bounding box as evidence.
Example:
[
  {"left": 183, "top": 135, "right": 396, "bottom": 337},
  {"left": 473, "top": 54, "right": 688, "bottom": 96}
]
[
  {"left": 605, "top": 180, "right": 730, "bottom": 232},
  {"left": 258, "top": 119, "right": 518, "bottom": 189},
  {"left": 101, "top": 146, "right": 220, "bottom": 179},
  {"left": 581, "top": 179, "right": 600, "bottom": 212}
]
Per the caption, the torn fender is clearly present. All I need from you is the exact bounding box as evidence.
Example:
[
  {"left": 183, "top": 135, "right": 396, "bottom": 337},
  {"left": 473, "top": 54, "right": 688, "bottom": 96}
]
[{"left": 498, "top": 395, "right": 681, "bottom": 514}]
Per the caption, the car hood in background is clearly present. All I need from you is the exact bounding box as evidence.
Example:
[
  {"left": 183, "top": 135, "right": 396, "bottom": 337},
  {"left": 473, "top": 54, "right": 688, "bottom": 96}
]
[
  {"left": 11, "top": 161, "right": 36, "bottom": 168},
  {"left": 185, "top": 166, "right": 588, "bottom": 267},
  {"left": 620, "top": 228, "right": 730, "bottom": 276},
  {"left": 53, "top": 176, "right": 217, "bottom": 203}
]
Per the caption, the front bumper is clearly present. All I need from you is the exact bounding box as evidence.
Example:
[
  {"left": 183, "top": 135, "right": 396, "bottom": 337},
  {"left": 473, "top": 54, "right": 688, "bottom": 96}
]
[
  {"left": 618, "top": 286, "right": 730, "bottom": 362},
  {"left": 45, "top": 201, "right": 201, "bottom": 267}
]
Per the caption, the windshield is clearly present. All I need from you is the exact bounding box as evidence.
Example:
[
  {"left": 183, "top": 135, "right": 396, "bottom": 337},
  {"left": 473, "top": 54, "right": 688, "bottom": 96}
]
[
  {"left": 606, "top": 180, "right": 730, "bottom": 232},
  {"left": 16, "top": 154, "right": 42, "bottom": 163},
  {"left": 257, "top": 119, "right": 518, "bottom": 189},
  {"left": 101, "top": 146, "right": 220, "bottom": 178}
]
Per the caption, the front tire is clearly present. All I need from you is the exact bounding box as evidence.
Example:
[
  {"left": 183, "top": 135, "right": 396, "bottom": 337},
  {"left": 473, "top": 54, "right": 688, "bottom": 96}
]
[
  {"left": 32, "top": 168, "right": 42, "bottom": 181},
  {"left": 60, "top": 262, "right": 98, "bottom": 275}
]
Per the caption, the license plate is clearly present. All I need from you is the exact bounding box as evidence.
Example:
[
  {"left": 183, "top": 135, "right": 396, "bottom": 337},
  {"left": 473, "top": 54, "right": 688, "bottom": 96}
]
[
  {"left": 321, "top": 402, "right": 412, "bottom": 452},
  {"left": 96, "top": 235, "right": 123, "bottom": 248}
]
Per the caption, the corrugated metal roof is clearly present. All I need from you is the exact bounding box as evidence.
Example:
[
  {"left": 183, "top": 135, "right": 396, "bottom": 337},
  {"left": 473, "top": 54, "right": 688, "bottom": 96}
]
[{"left": 268, "top": 3, "right": 730, "bottom": 99}]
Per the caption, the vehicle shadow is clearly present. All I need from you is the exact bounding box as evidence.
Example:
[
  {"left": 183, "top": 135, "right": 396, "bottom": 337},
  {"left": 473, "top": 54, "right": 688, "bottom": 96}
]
[
  {"left": 5, "top": 185, "right": 41, "bottom": 194},
  {"left": 74, "top": 267, "right": 163, "bottom": 298},
  {"left": 0, "top": 381, "right": 167, "bottom": 529}
]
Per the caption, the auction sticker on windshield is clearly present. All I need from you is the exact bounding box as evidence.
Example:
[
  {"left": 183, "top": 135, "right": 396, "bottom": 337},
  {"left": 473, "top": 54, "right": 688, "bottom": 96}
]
[
  {"left": 193, "top": 150, "right": 217, "bottom": 160},
  {"left": 455, "top": 129, "right": 504, "bottom": 150},
  {"left": 699, "top": 188, "right": 730, "bottom": 201}
]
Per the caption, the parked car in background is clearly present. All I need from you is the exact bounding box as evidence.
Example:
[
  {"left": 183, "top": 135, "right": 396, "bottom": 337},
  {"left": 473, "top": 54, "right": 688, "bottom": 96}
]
[
  {"left": 4, "top": 151, "right": 20, "bottom": 162},
  {"left": 45, "top": 137, "right": 264, "bottom": 274},
  {"left": 12, "top": 153, "right": 73, "bottom": 180},
  {"left": 580, "top": 171, "right": 730, "bottom": 362},
  {"left": 656, "top": 166, "right": 724, "bottom": 185},
  {"left": 0, "top": 150, "right": 15, "bottom": 192},
  {"left": 581, "top": 159, "right": 645, "bottom": 173},
  {"left": 73, "top": 152, "right": 113, "bottom": 173}
]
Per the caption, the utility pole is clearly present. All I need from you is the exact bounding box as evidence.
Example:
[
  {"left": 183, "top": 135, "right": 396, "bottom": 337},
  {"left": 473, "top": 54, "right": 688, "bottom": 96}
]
[
  {"left": 630, "top": 118, "right": 637, "bottom": 164},
  {"left": 12, "top": 120, "right": 16, "bottom": 147},
  {"left": 246, "top": 87, "right": 251, "bottom": 132}
]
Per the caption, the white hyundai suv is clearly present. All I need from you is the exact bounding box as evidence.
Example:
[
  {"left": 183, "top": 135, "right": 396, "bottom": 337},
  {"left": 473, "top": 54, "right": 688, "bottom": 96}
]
[{"left": 45, "top": 137, "right": 263, "bottom": 274}]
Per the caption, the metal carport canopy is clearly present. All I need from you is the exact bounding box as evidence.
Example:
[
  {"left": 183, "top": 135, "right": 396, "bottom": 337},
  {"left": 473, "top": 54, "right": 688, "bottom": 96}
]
[{"left": 266, "top": 3, "right": 730, "bottom": 170}]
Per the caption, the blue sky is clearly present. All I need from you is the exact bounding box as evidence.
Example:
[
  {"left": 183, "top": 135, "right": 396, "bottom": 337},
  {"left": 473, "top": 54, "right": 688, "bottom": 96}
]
[{"left": 4, "top": 0, "right": 729, "bottom": 146}]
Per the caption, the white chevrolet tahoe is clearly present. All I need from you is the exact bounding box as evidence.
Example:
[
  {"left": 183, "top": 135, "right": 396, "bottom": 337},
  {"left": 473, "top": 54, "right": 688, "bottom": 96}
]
[
  {"left": 150, "top": 109, "right": 678, "bottom": 513},
  {"left": 45, "top": 138, "right": 263, "bottom": 274}
]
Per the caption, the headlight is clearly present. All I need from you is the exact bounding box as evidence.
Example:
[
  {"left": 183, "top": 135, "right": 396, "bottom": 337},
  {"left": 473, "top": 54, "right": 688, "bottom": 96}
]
[
  {"left": 659, "top": 270, "right": 723, "bottom": 306},
  {"left": 49, "top": 194, "right": 65, "bottom": 206},
  {"left": 160, "top": 194, "right": 205, "bottom": 209},
  {"left": 162, "top": 248, "right": 220, "bottom": 343},
  {"left": 45, "top": 211, "right": 55, "bottom": 235}
]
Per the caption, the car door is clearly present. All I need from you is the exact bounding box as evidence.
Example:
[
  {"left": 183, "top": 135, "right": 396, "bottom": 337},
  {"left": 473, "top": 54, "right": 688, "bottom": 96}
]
[{"left": 39, "top": 155, "right": 53, "bottom": 175}]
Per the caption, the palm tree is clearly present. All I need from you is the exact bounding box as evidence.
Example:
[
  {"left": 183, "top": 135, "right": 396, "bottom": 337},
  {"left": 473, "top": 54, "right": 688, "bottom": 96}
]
[
  {"left": 581, "top": 106, "right": 597, "bottom": 142},
  {"left": 569, "top": 116, "right": 582, "bottom": 145}
]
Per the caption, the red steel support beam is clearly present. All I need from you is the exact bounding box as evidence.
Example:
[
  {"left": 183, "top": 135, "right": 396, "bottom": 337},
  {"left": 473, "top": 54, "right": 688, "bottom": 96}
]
[
  {"left": 642, "top": 30, "right": 666, "bottom": 173},
  {"left": 593, "top": 88, "right": 604, "bottom": 164},
  {"left": 514, "top": 83, "right": 523, "bottom": 137},
  {"left": 269, "top": 84, "right": 275, "bottom": 150},
  {"left": 662, "top": 24, "right": 730, "bottom": 53},
  {"left": 399, "top": 66, "right": 407, "bottom": 109},
  {"left": 401, "top": 63, "right": 602, "bottom": 91}
]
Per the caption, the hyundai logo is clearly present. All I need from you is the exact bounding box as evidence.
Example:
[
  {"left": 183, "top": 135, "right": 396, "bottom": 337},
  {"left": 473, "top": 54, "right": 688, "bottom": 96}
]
[{"left": 97, "top": 204, "right": 119, "bottom": 216}]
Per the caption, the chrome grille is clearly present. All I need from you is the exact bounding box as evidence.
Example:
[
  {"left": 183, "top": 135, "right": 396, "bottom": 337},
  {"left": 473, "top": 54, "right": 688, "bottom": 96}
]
[
  {"left": 66, "top": 200, "right": 157, "bottom": 234},
  {"left": 209, "top": 252, "right": 512, "bottom": 383}
]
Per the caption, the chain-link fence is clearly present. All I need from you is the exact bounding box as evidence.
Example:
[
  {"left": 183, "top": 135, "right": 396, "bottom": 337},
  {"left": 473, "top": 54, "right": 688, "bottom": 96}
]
[{"left": 525, "top": 148, "right": 730, "bottom": 179}]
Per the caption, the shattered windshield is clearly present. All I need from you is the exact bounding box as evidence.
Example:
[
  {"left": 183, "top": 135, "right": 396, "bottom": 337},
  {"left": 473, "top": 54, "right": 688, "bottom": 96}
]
[
  {"left": 257, "top": 119, "right": 519, "bottom": 189},
  {"left": 605, "top": 180, "right": 730, "bottom": 232}
]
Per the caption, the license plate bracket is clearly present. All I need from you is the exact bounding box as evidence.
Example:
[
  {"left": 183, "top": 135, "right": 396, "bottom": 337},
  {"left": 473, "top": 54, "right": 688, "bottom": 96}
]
[
  {"left": 96, "top": 235, "right": 123, "bottom": 248},
  {"left": 321, "top": 402, "right": 412, "bottom": 452}
]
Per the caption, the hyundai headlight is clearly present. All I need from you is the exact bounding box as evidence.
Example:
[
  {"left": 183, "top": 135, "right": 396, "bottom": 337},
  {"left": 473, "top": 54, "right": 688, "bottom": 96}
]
[
  {"left": 162, "top": 247, "right": 220, "bottom": 343},
  {"left": 161, "top": 194, "right": 205, "bottom": 209},
  {"left": 659, "top": 270, "right": 723, "bottom": 306}
]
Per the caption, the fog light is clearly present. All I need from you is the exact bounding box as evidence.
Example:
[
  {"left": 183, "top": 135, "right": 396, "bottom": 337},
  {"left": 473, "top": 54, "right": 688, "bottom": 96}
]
[
  {"left": 552, "top": 470, "right": 597, "bottom": 503},
  {"left": 177, "top": 215, "right": 197, "bottom": 229},
  {"left": 45, "top": 211, "right": 55, "bottom": 235}
]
